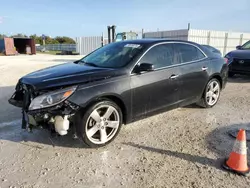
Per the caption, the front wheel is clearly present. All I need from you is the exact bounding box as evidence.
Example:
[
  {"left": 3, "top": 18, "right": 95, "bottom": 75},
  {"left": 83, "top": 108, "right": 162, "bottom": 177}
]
[
  {"left": 77, "top": 100, "right": 123, "bottom": 148},
  {"left": 197, "top": 78, "right": 221, "bottom": 108}
]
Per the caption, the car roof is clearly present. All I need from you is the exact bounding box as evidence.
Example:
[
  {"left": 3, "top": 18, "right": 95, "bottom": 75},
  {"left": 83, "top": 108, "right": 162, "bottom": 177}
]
[
  {"left": 122, "top": 39, "right": 222, "bottom": 58},
  {"left": 119, "top": 39, "right": 200, "bottom": 46}
]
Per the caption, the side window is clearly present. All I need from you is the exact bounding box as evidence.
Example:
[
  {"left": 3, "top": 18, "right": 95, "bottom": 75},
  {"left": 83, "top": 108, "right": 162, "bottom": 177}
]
[
  {"left": 174, "top": 43, "right": 205, "bottom": 63},
  {"left": 140, "top": 44, "right": 174, "bottom": 69}
]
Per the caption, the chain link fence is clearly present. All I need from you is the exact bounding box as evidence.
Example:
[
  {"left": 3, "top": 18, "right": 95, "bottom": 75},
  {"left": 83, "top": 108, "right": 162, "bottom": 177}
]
[{"left": 36, "top": 44, "right": 76, "bottom": 52}]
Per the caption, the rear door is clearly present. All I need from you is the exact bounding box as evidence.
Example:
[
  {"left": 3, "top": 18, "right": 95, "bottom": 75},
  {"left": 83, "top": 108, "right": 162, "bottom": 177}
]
[{"left": 173, "top": 43, "right": 210, "bottom": 103}]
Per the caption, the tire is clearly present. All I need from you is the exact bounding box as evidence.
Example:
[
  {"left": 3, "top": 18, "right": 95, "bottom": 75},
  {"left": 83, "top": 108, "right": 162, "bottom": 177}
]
[
  {"left": 76, "top": 100, "right": 123, "bottom": 148},
  {"left": 228, "top": 72, "right": 235, "bottom": 77},
  {"left": 197, "top": 78, "right": 221, "bottom": 108}
]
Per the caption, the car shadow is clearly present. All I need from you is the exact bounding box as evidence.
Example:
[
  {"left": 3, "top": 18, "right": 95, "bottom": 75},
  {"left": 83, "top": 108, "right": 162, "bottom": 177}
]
[
  {"left": 182, "top": 104, "right": 201, "bottom": 109},
  {"left": 124, "top": 123, "right": 250, "bottom": 171},
  {"left": 123, "top": 142, "right": 223, "bottom": 171},
  {"left": 228, "top": 75, "right": 250, "bottom": 83},
  {"left": 0, "top": 85, "right": 89, "bottom": 149},
  {"left": 205, "top": 123, "right": 250, "bottom": 160}
]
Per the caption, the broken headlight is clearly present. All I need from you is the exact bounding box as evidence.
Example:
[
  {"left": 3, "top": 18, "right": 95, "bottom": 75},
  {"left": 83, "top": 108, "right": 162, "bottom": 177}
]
[{"left": 29, "top": 86, "right": 77, "bottom": 110}]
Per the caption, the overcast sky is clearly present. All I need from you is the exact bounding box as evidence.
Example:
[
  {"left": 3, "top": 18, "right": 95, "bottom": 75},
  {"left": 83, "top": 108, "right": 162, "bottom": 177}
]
[{"left": 0, "top": 0, "right": 249, "bottom": 37}]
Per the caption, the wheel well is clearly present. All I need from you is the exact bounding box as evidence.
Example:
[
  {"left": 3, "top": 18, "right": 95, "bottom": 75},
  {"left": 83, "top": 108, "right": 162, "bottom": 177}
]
[
  {"left": 103, "top": 96, "right": 127, "bottom": 124},
  {"left": 82, "top": 95, "right": 127, "bottom": 124},
  {"left": 212, "top": 75, "right": 222, "bottom": 88}
]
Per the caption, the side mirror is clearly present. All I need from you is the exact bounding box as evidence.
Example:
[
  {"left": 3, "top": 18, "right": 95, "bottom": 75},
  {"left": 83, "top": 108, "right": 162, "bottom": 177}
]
[
  {"left": 236, "top": 45, "right": 242, "bottom": 50},
  {"left": 138, "top": 63, "right": 154, "bottom": 73}
]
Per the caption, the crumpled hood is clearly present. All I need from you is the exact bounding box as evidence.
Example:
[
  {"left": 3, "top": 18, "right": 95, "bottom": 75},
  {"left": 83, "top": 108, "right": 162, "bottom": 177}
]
[
  {"left": 20, "top": 62, "right": 120, "bottom": 90},
  {"left": 227, "top": 50, "right": 250, "bottom": 59}
]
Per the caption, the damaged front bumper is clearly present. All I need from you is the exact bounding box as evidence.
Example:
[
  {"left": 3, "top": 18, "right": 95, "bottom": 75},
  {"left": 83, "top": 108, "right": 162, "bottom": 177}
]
[{"left": 8, "top": 82, "right": 80, "bottom": 135}]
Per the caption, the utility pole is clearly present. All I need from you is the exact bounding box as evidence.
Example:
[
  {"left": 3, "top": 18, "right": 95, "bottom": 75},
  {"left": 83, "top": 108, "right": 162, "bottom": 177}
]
[
  {"left": 107, "top": 26, "right": 111, "bottom": 44},
  {"left": 101, "top": 32, "right": 104, "bottom": 47},
  {"left": 111, "top": 25, "right": 116, "bottom": 42},
  {"left": 42, "top": 34, "right": 46, "bottom": 52}
]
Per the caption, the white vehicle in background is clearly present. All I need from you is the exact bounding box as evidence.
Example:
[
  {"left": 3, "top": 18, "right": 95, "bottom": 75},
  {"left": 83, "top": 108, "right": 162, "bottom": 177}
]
[{"left": 115, "top": 32, "right": 138, "bottom": 42}]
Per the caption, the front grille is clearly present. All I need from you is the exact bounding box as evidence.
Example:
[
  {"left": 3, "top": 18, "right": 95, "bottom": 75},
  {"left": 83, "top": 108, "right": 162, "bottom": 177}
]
[{"left": 233, "top": 58, "right": 250, "bottom": 64}]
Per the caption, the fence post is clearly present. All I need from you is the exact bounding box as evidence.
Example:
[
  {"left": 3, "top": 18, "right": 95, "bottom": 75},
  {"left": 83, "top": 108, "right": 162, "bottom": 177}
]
[
  {"left": 207, "top": 31, "right": 211, "bottom": 45},
  {"left": 223, "top": 32, "right": 228, "bottom": 56},
  {"left": 239, "top": 34, "right": 243, "bottom": 45}
]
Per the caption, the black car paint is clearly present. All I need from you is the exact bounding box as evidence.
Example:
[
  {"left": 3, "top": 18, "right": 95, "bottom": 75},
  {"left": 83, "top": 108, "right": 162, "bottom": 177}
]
[
  {"left": 68, "top": 40, "right": 227, "bottom": 123},
  {"left": 10, "top": 39, "right": 228, "bottom": 128},
  {"left": 20, "top": 62, "right": 119, "bottom": 90},
  {"left": 226, "top": 41, "right": 250, "bottom": 75},
  {"left": 202, "top": 45, "right": 222, "bottom": 57}
]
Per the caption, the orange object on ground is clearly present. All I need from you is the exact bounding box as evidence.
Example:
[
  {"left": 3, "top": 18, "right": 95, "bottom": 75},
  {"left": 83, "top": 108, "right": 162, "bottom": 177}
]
[{"left": 223, "top": 129, "right": 250, "bottom": 176}]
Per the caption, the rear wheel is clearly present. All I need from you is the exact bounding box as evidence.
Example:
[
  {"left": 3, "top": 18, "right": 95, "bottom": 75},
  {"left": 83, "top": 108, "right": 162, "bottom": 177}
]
[
  {"left": 197, "top": 78, "right": 221, "bottom": 108},
  {"left": 77, "top": 100, "right": 122, "bottom": 148}
]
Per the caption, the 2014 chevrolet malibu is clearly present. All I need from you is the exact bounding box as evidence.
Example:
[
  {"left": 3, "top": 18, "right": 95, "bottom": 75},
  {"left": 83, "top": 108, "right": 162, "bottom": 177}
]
[{"left": 9, "top": 40, "right": 228, "bottom": 147}]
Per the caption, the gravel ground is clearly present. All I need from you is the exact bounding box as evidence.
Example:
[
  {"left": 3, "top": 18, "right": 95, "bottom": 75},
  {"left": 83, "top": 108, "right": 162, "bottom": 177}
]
[{"left": 1, "top": 54, "right": 250, "bottom": 188}]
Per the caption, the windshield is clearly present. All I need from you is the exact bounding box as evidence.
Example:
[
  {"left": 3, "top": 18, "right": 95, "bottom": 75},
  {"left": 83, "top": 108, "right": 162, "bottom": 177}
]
[
  {"left": 79, "top": 42, "right": 144, "bottom": 68},
  {"left": 242, "top": 41, "right": 250, "bottom": 49}
]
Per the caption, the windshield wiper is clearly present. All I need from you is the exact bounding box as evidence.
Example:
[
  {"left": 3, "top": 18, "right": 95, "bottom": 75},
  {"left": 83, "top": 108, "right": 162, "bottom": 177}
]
[
  {"left": 84, "top": 62, "right": 99, "bottom": 67},
  {"left": 77, "top": 60, "right": 99, "bottom": 67}
]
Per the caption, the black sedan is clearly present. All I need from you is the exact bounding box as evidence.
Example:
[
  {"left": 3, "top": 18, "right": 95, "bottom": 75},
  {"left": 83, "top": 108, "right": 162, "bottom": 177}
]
[
  {"left": 225, "top": 40, "right": 250, "bottom": 77},
  {"left": 9, "top": 39, "right": 228, "bottom": 147}
]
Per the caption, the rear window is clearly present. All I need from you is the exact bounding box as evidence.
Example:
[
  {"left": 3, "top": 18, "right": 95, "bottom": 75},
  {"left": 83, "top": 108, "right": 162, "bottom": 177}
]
[{"left": 174, "top": 43, "right": 206, "bottom": 63}]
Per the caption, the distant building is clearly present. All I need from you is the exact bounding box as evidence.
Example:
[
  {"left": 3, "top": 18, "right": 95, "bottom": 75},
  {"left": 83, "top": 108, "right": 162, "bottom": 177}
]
[{"left": 0, "top": 37, "right": 36, "bottom": 55}]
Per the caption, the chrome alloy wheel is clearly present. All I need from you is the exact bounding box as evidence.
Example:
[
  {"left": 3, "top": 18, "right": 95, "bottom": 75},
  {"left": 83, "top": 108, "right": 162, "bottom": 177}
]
[
  {"left": 206, "top": 80, "right": 220, "bottom": 106},
  {"left": 85, "top": 105, "right": 120, "bottom": 144}
]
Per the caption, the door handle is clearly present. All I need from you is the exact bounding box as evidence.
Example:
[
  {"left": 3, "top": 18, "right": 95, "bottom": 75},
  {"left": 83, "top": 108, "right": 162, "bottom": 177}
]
[
  {"left": 202, "top": 67, "right": 208, "bottom": 71},
  {"left": 170, "top": 74, "right": 179, "bottom": 79}
]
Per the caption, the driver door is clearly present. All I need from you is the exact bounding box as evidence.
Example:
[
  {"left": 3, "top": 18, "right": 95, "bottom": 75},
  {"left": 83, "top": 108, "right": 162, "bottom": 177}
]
[{"left": 130, "top": 43, "right": 181, "bottom": 120}]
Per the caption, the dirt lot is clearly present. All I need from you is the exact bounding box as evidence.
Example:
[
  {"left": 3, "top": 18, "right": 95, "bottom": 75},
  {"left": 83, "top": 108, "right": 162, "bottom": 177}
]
[{"left": 1, "top": 54, "right": 250, "bottom": 188}]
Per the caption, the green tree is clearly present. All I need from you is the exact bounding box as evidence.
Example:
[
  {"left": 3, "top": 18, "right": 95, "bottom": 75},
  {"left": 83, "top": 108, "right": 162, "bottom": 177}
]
[
  {"left": 45, "top": 36, "right": 59, "bottom": 44},
  {"left": 55, "top": 36, "right": 75, "bottom": 44},
  {"left": 30, "top": 34, "right": 42, "bottom": 44},
  {"left": 1, "top": 33, "right": 75, "bottom": 45},
  {"left": 10, "top": 33, "right": 28, "bottom": 38}
]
